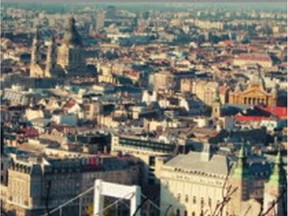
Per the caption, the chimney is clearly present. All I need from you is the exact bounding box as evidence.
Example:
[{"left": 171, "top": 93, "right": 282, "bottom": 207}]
[{"left": 201, "top": 143, "right": 212, "bottom": 162}]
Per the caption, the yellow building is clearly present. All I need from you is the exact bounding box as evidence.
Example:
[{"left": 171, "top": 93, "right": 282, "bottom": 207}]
[{"left": 229, "top": 76, "right": 277, "bottom": 107}]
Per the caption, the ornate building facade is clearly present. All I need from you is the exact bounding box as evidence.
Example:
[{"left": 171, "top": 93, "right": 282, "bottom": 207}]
[{"left": 229, "top": 75, "right": 277, "bottom": 107}]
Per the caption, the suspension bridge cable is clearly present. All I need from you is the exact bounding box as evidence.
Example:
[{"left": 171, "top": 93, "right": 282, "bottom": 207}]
[
  {"left": 40, "top": 184, "right": 161, "bottom": 216},
  {"left": 40, "top": 184, "right": 96, "bottom": 216},
  {"left": 140, "top": 193, "right": 161, "bottom": 211},
  {"left": 94, "top": 192, "right": 135, "bottom": 216}
]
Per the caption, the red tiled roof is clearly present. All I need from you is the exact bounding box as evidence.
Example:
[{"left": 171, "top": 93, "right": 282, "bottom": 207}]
[
  {"left": 19, "top": 128, "right": 39, "bottom": 137},
  {"left": 63, "top": 99, "right": 77, "bottom": 110},
  {"left": 223, "top": 40, "right": 235, "bottom": 46},
  {"left": 265, "top": 107, "right": 288, "bottom": 118},
  {"left": 235, "top": 54, "right": 271, "bottom": 62},
  {"left": 235, "top": 115, "right": 269, "bottom": 122}
]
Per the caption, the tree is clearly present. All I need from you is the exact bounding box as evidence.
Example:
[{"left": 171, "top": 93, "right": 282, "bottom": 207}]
[{"left": 85, "top": 203, "right": 93, "bottom": 216}]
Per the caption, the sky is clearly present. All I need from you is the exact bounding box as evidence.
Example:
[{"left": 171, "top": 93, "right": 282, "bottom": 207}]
[{"left": 1, "top": 0, "right": 287, "bottom": 3}]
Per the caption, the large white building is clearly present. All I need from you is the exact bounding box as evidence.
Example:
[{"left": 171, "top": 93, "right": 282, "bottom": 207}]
[{"left": 159, "top": 145, "right": 286, "bottom": 216}]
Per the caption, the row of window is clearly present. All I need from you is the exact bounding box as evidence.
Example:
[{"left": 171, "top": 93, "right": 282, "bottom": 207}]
[
  {"left": 119, "top": 138, "right": 174, "bottom": 152},
  {"left": 177, "top": 193, "right": 219, "bottom": 206}
]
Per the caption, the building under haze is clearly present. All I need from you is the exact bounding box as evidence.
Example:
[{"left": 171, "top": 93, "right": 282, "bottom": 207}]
[{"left": 30, "top": 17, "right": 90, "bottom": 78}]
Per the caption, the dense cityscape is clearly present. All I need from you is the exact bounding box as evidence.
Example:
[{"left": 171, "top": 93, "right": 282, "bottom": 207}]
[{"left": 0, "top": 2, "right": 287, "bottom": 216}]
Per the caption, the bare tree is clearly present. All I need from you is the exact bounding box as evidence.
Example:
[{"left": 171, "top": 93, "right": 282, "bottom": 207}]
[
  {"left": 257, "top": 185, "right": 286, "bottom": 216},
  {"left": 210, "top": 165, "right": 238, "bottom": 216}
]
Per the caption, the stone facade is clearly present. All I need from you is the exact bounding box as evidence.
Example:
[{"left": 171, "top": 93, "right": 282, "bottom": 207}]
[
  {"left": 1, "top": 156, "right": 141, "bottom": 216},
  {"left": 229, "top": 81, "right": 277, "bottom": 107},
  {"left": 30, "top": 17, "right": 87, "bottom": 79},
  {"left": 159, "top": 146, "right": 286, "bottom": 216}
]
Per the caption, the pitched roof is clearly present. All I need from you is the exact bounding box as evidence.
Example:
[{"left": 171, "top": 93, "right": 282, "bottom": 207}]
[
  {"left": 265, "top": 107, "right": 288, "bottom": 118},
  {"left": 235, "top": 54, "right": 272, "bottom": 62},
  {"left": 63, "top": 99, "right": 78, "bottom": 110},
  {"left": 164, "top": 151, "right": 232, "bottom": 176}
]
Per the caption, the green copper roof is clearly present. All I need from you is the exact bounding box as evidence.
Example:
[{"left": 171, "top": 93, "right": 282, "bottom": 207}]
[
  {"left": 233, "top": 145, "right": 250, "bottom": 179},
  {"left": 238, "top": 145, "right": 245, "bottom": 159},
  {"left": 268, "top": 151, "right": 286, "bottom": 185}
]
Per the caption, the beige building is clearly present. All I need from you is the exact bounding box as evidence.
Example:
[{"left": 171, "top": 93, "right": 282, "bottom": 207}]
[
  {"left": 181, "top": 79, "right": 228, "bottom": 106},
  {"left": 1, "top": 155, "right": 141, "bottom": 216},
  {"left": 153, "top": 72, "right": 174, "bottom": 93},
  {"left": 229, "top": 76, "right": 277, "bottom": 107},
  {"left": 159, "top": 145, "right": 286, "bottom": 216},
  {"left": 233, "top": 54, "right": 273, "bottom": 69}
]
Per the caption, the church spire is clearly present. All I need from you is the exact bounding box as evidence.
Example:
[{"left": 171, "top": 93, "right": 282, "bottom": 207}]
[
  {"left": 268, "top": 150, "right": 286, "bottom": 185},
  {"left": 212, "top": 87, "right": 222, "bottom": 118},
  {"left": 233, "top": 144, "right": 250, "bottom": 179},
  {"left": 31, "top": 26, "right": 41, "bottom": 65},
  {"left": 45, "top": 35, "right": 57, "bottom": 77},
  {"left": 63, "top": 16, "right": 82, "bottom": 46}
]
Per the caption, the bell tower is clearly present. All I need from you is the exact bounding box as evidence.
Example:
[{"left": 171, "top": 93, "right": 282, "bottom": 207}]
[
  {"left": 211, "top": 88, "right": 221, "bottom": 119},
  {"left": 45, "top": 35, "right": 58, "bottom": 77},
  {"left": 229, "top": 144, "right": 251, "bottom": 215},
  {"left": 57, "top": 16, "right": 85, "bottom": 75},
  {"left": 31, "top": 27, "right": 41, "bottom": 65},
  {"left": 30, "top": 27, "right": 44, "bottom": 78},
  {"left": 263, "top": 151, "right": 286, "bottom": 216}
]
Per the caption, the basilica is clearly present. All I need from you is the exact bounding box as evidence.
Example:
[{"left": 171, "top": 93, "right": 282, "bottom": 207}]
[{"left": 30, "top": 17, "right": 93, "bottom": 78}]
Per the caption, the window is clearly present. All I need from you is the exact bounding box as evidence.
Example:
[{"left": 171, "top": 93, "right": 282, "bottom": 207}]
[
  {"left": 201, "top": 197, "right": 204, "bottom": 206},
  {"left": 176, "top": 209, "right": 180, "bottom": 216},
  {"left": 149, "top": 156, "right": 155, "bottom": 166},
  {"left": 184, "top": 210, "right": 188, "bottom": 216},
  {"left": 193, "top": 196, "right": 196, "bottom": 204},
  {"left": 208, "top": 198, "right": 212, "bottom": 206},
  {"left": 192, "top": 212, "right": 195, "bottom": 216}
]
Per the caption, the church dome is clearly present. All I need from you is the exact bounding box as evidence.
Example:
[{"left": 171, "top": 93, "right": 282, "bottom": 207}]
[{"left": 62, "top": 17, "right": 82, "bottom": 46}]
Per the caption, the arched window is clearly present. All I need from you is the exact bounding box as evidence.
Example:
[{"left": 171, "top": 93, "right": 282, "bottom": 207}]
[
  {"left": 201, "top": 197, "right": 204, "bottom": 206},
  {"left": 176, "top": 209, "right": 180, "bottom": 216},
  {"left": 208, "top": 197, "right": 212, "bottom": 206},
  {"left": 193, "top": 196, "right": 196, "bottom": 204}
]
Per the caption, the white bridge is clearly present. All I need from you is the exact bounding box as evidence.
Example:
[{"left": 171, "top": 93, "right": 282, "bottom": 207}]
[{"left": 94, "top": 179, "right": 141, "bottom": 216}]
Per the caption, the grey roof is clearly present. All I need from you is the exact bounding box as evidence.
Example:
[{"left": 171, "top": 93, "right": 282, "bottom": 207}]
[{"left": 164, "top": 151, "right": 233, "bottom": 176}]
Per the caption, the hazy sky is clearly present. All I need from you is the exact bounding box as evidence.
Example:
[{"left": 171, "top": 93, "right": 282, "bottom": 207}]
[
  {"left": 2, "top": 1, "right": 287, "bottom": 13},
  {"left": 1, "top": 0, "right": 287, "bottom": 3}
]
